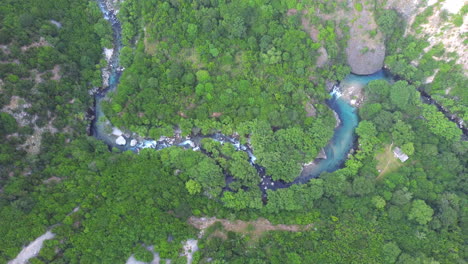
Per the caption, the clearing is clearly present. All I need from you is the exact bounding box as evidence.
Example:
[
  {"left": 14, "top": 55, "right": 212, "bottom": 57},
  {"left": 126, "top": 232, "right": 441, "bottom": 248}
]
[
  {"left": 189, "top": 216, "right": 313, "bottom": 240},
  {"left": 376, "top": 143, "right": 402, "bottom": 180}
]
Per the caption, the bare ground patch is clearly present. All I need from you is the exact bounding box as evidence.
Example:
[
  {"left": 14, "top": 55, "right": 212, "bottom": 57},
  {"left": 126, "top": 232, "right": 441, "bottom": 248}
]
[
  {"left": 21, "top": 37, "right": 51, "bottom": 52},
  {"left": 376, "top": 143, "right": 402, "bottom": 180},
  {"left": 143, "top": 27, "right": 158, "bottom": 55},
  {"left": 189, "top": 216, "right": 313, "bottom": 240}
]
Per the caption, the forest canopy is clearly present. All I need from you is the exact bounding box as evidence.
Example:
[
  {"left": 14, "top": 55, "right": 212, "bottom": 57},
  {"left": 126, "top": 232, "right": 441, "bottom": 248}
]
[{"left": 0, "top": 0, "right": 466, "bottom": 263}]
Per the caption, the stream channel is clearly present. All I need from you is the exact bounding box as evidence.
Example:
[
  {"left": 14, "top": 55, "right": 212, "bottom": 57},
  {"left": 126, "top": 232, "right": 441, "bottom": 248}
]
[{"left": 91, "top": 0, "right": 465, "bottom": 196}]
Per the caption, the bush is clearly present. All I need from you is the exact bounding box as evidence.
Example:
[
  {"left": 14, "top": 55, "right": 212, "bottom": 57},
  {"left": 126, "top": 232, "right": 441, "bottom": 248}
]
[{"left": 354, "top": 3, "right": 363, "bottom": 12}]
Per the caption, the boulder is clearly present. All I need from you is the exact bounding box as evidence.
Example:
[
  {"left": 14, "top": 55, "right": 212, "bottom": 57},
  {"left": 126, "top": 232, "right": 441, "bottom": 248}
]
[
  {"left": 317, "top": 148, "right": 327, "bottom": 159},
  {"left": 112, "top": 127, "right": 123, "bottom": 136},
  {"left": 130, "top": 139, "right": 137, "bottom": 147},
  {"left": 346, "top": 42, "right": 385, "bottom": 75},
  {"left": 345, "top": 8, "right": 386, "bottom": 75},
  {"left": 115, "top": 136, "right": 126, "bottom": 145}
]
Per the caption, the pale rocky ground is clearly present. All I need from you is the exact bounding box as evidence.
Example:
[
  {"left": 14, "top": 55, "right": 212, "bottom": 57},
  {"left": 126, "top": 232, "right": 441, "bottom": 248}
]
[
  {"left": 8, "top": 231, "right": 55, "bottom": 264},
  {"left": 290, "top": 0, "right": 386, "bottom": 75},
  {"left": 420, "top": 1, "right": 467, "bottom": 73},
  {"left": 388, "top": 0, "right": 467, "bottom": 75},
  {"left": 8, "top": 208, "right": 80, "bottom": 264},
  {"left": 126, "top": 246, "right": 161, "bottom": 264},
  {"left": 189, "top": 216, "right": 314, "bottom": 238},
  {"left": 287, "top": 9, "right": 329, "bottom": 68},
  {"left": 20, "top": 37, "right": 51, "bottom": 52},
  {"left": 344, "top": 4, "right": 386, "bottom": 75},
  {"left": 2, "top": 96, "right": 58, "bottom": 155},
  {"left": 1, "top": 38, "right": 62, "bottom": 154},
  {"left": 2, "top": 96, "right": 33, "bottom": 127},
  {"left": 125, "top": 242, "right": 196, "bottom": 264},
  {"left": 181, "top": 239, "right": 198, "bottom": 264},
  {"left": 340, "top": 79, "right": 366, "bottom": 107}
]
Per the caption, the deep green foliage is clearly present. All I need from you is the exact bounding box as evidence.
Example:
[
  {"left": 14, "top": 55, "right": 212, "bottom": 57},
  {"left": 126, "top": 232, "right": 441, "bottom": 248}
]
[{"left": 0, "top": 1, "right": 466, "bottom": 263}]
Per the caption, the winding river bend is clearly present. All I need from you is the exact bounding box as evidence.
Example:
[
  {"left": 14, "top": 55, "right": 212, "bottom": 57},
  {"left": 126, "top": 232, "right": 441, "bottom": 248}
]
[{"left": 92, "top": 0, "right": 464, "bottom": 194}]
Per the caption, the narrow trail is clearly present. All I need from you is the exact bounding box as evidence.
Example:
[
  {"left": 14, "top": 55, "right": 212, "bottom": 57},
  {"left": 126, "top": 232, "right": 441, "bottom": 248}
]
[
  {"left": 189, "top": 216, "right": 314, "bottom": 238},
  {"left": 8, "top": 231, "right": 55, "bottom": 264},
  {"left": 376, "top": 142, "right": 394, "bottom": 180}
]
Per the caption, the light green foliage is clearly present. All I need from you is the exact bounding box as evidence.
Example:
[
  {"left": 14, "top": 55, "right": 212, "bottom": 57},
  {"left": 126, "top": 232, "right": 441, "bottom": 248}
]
[
  {"left": 377, "top": 9, "right": 399, "bottom": 38},
  {"left": 365, "top": 80, "right": 390, "bottom": 103},
  {"left": 120, "top": 46, "right": 134, "bottom": 68},
  {"left": 185, "top": 180, "right": 202, "bottom": 195},
  {"left": 322, "top": 172, "right": 348, "bottom": 197},
  {"left": 221, "top": 189, "right": 262, "bottom": 210},
  {"left": 251, "top": 121, "right": 323, "bottom": 182},
  {"left": 401, "top": 142, "right": 414, "bottom": 156},
  {"left": 266, "top": 184, "right": 318, "bottom": 212},
  {"left": 1, "top": 1, "right": 467, "bottom": 263},
  {"left": 452, "top": 14, "right": 463, "bottom": 27},
  {"left": 354, "top": 3, "right": 363, "bottom": 12},
  {"left": 422, "top": 104, "right": 461, "bottom": 142},
  {"left": 134, "top": 245, "right": 154, "bottom": 262},
  {"left": 372, "top": 196, "right": 386, "bottom": 209},
  {"left": 392, "top": 121, "right": 414, "bottom": 146},
  {"left": 356, "top": 121, "right": 380, "bottom": 158},
  {"left": 195, "top": 70, "right": 210, "bottom": 83},
  {"left": 408, "top": 200, "right": 434, "bottom": 225}
]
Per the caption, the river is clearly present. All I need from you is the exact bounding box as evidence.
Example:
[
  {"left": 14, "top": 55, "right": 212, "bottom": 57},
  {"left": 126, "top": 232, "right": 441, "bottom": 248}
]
[{"left": 91, "top": 0, "right": 464, "bottom": 195}]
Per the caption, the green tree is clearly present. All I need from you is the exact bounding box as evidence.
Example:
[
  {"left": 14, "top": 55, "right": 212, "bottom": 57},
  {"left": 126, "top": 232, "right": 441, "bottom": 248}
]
[
  {"left": 382, "top": 242, "right": 401, "bottom": 264},
  {"left": 352, "top": 177, "right": 375, "bottom": 196},
  {"left": 422, "top": 104, "right": 461, "bottom": 142},
  {"left": 0, "top": 113, "right": 18, "bottom": 135},
  {"left": 120, "top": 46, "right": 134, "bottom": 68},
  {"left": 372, "top": 196, "right": 386, "bottom": 209},
  {"left": 389, "top": 81, "right": 417, "bottom": 111},
  {"left": 377, "top": 10, "right": 399, "bottom": 37},
  {"left": 196, "top": 70, "right": 210, "bottom": 83},
  {"left": 322, "top": 172, "right": 348, "bottom": 197},
  {"left": 408, "top": 199, "right": 434, "bottom": 225},
  {"left": 185, "top": 179, "right": 201, "bottom": 195}
]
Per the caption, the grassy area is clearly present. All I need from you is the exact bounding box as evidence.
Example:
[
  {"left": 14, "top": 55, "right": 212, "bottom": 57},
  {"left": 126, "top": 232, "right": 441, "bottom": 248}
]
[{"left": 375, "top": 143, "right": 402, "bottom": 180}]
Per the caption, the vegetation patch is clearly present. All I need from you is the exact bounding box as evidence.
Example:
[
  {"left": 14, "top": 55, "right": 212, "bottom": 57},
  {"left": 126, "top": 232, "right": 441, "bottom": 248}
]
[
  {"left": 376, "top": 143, "right": 402, "bottom": 180},
  {"left": 189, "top": 216, "right": 313, "bottom": 240}
]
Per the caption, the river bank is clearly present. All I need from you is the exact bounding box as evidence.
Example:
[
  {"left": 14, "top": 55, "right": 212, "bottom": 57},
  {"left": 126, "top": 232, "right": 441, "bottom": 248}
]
[
  {"left": 89, "top": 0, "right": 466, "bottom": 202},
  {"left": 89, "top": 0, "right": 364, "bottom": 196},
  {"left": 388, "top": 69, "right": 467, "bottom": 135}
]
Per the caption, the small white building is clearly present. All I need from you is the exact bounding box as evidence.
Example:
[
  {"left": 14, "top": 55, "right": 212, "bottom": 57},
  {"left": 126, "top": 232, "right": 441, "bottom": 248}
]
[{"left": 393, "top": 147, "right": 409, "bottom": 162}]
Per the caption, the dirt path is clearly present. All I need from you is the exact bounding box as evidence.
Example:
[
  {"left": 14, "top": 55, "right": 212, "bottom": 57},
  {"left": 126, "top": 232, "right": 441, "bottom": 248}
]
[
  {"left": 8, "top": 231, "right": 55, "bottom": 264},
  {"left": 181, "top": 239, "right": 198, "bottom": 264},
  {"left": 189, "top": 217, "right": 313, "bottom": 238},
  {"left": 377, "top": 143, "right": 393, "bottom": 180}
]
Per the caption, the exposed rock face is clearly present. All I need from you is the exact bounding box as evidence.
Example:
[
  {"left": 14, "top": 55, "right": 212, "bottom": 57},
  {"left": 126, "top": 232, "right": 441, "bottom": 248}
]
[
  {"left": 317, "top": 148, "right": 327, "bottom": 159},
  {"left": 346, "top": 40, "right": 385, "bottom": 75},
  {"left": 305, "top": 101, "right": 317, "bottom": 117},
  {"left": 346, "top": 14, "right": 386, "bottom": 75},
  {"left": 345, "top": 4, "right": 386, "bottom": 75},
  {"left": 116, "top": 136, "right": 126, "bottom": 145},
  {"left": 386, "top": 0, "right": 422, "bottom": 19}
]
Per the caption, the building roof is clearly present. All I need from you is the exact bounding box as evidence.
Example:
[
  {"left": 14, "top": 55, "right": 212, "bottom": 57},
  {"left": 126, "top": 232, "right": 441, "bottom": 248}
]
[{"left": 393, "top": 147, "right": 409, "bottom": 162}]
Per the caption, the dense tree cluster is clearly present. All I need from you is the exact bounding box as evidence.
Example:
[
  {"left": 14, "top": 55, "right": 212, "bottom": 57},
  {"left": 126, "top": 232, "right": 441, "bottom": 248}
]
[
  {"left": 101, "top": 0, "right": 343, "bottom": 182},
  {"left": 0, "top": 0, "right": 466, "bottom": 263},
  {"left": 0, "top": 0, "right": 108, "bottom": 186}
]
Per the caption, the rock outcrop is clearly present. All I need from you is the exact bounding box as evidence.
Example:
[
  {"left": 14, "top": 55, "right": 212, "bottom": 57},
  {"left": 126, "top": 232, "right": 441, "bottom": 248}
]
[
  {"left": 116, "top": 136, "right": 126, "bottom": 145},
  {"left": 346, "top": 39, "right": 385, "bottom": 75},
  {"left": 317, "top": 148, "right": 327, "bottom": 159},
  {"left": 346, "top": 7, "right": 386, "bottom": 75}
]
